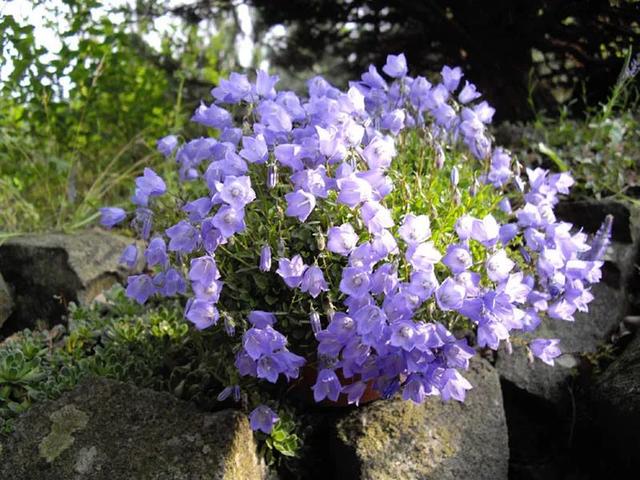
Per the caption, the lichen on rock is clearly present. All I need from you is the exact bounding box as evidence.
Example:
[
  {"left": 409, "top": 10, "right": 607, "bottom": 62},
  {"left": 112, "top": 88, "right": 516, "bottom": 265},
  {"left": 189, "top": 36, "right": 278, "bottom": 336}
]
[{"left": 38, "top": 404, "right": 89, "bottom": 463}]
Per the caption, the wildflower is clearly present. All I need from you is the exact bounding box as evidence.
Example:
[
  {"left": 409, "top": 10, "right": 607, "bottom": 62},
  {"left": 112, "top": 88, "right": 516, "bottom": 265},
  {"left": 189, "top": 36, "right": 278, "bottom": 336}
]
[
  {"left": 219, "top": 175, "right": 256, "bottom": 210},
  {"left": 249, "top": 405, "right": 279, "bottom": 434},
  {"left": 362, "top": 135, "right": 396, "bottom": 170},
  {"left": 406, "top": 242, "right": 442, "bottom": 271},
  {"left": 248, "top": 311, "right": 277, "bottom": 328},
  {"left": 145, "top": 237, "right": 168, "bottom": 268},
  {"left": 185, "top": 298, "right": 219, "bottom": 329},
  {"left": 255, "top": 70, "right": 279, "bottom": 98},
  {"left": 166, "top": 220, "right": 200, "bottom": 253},
  {"left": 399, "top": 214, "right": 431, "bottom": 245},
  {"left": 157, "top": 135, "right": 178, "bottom": 157},
  {"left": 327, "top": 223, "right": 359, "bottom": 256},
  {"left": 439, "top": 368, "right": 473, "bottom": 402},
  {"left": 458, "top": 81, "right": 481, "bottom": 104},
  {"left": 211, "top": 72, "right": 252, "bottom": 103},
  {"left": 183, "top": 197, "right": 212, "bottom": 223},
  {"left": 343, "top": 381, "right": 367, "bottom": 406},
  {"left": 486, "top": 249, "right": 515, "bottom": 282},
  {"left": 529, "top": 339, "right": 562, "bottom": 366},
  {"left": 126, "top": 274, "right": 156, "bottom": 304},
  {"left": 100, "top": 207, "right": 126, "bottom": 228},
  {"left": 435, "top": 278, "right": 466, "bottom": 311},
  {"left": 442, "top": 244, "right": 473, "bottom": 274},
  {"left": 154, "top": 268, "right": 186, "bottom": 296},
  {"left": 382, "top": 53, "right": 408, "bottom": 78},
  {"left": 240, "top": 134, "right": 269, "bottom": 164},
  {"left": 312, "top": 369, "right": 342, "bottom": 402},
  {"left": 310, "top": 311, "right": 322, "bottom": 336},
  {"left": 301, "top": 266, "right": 329, "bottom": 298},
  {"left": 285, "top": 189, "right": 316, "bottom": 222},
  {"left": 441, "top": 65, "right": 463, "bottom": 91},
  {"left": 211, "top": 205, "right": 246, "bottom": 238},
  {"left": 276, "top": 255, "right": 308, "bottom": 289},
  {"left": 266, "top": 164, "right": 278, "bottom": 189},
  {"left": 189, "top": 255, "right": 220, "bottom": 286},
  {"left": 132, "top": 168, "right": 166, "bottom": 206},
  {"left": 337, "top": 175, "right": 373, "bottom": 208},
  {"left": 360, "top": 201, "right": 394, "bottom": 233},
  {"left": 119, "top": 243, "right": 139, "bottom": 269},
  {"left": 340, "top": 267, "right": 371, "bottom": 298}
]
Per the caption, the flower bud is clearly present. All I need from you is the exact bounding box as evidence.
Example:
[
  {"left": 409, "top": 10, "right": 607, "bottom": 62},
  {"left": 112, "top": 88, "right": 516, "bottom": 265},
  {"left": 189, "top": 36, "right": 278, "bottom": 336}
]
[
  {"left": 267, "top": 164, "right": 278, "bottom": 189},
  {"left": 223, "top": 313, "right": 235, "bottom": 336},
  {"left": 469, "top": 179, "right": 478, "bottom": 197},
  {"left": 277, "top": 238, "right": 286, "bottom": 257},
  {"left": 217, "top": 386, "right": 233, "bottom": 401},
  {"left": 505, "top": 338, "right": 513, "bottom": 355},
  {"left": 450, "top": 166, "right": 459, "bottom": 187},
  {"left": 435, "top": 143, "right": 445, "bottom": 169},
  {"left": 310, "top": 311, "right": 322, "bottom": 336},
  {"left": 498, "top": 197, "right": 512, "bottom": 213},
  {"left": 232, "top": 385, "right": 241, "bottom": 402},
  {"left": 453, "top": 188, "right": 461, "bottom": 205},
  {"left": 259, "top": 245, "right": 272, "bottom": 272},
  {"left": 315, "top": 232, "right": 326, "bottom": 251}
]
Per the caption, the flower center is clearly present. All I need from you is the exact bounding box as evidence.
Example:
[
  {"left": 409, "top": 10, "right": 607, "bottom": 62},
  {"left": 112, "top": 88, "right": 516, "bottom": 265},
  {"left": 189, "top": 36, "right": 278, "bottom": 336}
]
[{"left": 400, "top": 326, "right": 412, "bottom": 338}]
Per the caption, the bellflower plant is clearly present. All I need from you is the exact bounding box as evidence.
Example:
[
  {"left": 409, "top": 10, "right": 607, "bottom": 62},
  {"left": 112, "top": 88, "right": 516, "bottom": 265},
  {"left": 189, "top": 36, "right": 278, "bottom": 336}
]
[{"left": 103, "top": 54, "right": 610, "bottom": 435}]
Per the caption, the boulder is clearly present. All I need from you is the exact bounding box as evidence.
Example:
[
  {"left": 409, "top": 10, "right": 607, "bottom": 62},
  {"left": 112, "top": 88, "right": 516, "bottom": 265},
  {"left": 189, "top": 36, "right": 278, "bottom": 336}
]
[
  {"left": 0, "top": 273, "right": 13, "bottom": 328},
  {"left": 590, "top": 332, "right": 640, "bottom": 473},
  {"left": 496, "top": 199, "right": 640, "bottom": 404},
  {"left": 0, "top": 377, "right": 264, "bottom": 480},
  {"left": 331, "top": 359, "right": 508, "bottom": 480},
  {"left": 0, "top": 230, "right": 142, "bottom": 334},
  {"left": 496, "top": 281, "right": 626, "bottom": 403}
]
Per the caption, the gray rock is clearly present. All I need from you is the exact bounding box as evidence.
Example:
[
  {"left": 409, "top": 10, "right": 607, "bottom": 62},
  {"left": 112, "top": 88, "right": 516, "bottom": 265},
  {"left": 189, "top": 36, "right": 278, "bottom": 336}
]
[
  {"left": 0, "top": 273, "right": 13, "bottom": 328},
  {"left": 496, "top": 282, "right": 626, "bottom": 403},
  {"left": 0, "top": 229, "right": 143, "bottom": 333},
  {"left": 0, "top": 377, "right": 265, "bottom": 480},
  {"left": 495, "top": 199, "right": 640, "bottom": 404},
  {"left": 590, "top": 332, "right": 640, "bottom": 471},
  {"left": 332, "top": 359, "right": 508, "bottom": 480}
]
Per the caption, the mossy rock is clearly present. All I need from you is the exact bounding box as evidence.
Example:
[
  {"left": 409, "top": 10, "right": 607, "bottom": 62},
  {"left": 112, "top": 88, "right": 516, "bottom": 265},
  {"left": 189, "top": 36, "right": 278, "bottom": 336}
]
[
  {"left": 0, "top": 377, "right": 264, "bottom": 480},
  {"left": 331, "top": 358, "right": 508, "bottom": 480}
]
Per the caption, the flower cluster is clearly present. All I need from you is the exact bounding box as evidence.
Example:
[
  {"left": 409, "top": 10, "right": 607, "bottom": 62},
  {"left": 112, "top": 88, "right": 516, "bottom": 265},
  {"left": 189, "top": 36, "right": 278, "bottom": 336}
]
[{"left": 101, "top": 53, "right": 609, "bottom": 432}]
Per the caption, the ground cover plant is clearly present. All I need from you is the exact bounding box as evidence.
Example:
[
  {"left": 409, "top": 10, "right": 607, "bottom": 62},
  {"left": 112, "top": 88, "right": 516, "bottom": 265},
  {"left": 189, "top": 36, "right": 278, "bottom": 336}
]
[
  {"left": 0, "top": 286, "right": 189, "bottom": 434},
  {"left": 502, "top": 52, "right": 640, "bottom": 201},
  {"left": 101, "top": 54, "right": 611, "bottom": 440},
  {"left": 0, "top": 2, "right": 233, "bottom": 234}
]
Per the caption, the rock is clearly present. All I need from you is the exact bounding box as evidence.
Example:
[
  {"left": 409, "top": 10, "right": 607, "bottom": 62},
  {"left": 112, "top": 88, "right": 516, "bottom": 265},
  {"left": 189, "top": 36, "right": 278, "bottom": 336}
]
[
  {"left": 590, "top": 332, "right": 640, "bottom": 473},
  {"left": 496, "top": 281, "right": 626, "bottom": 403},
  {"left": 495, "top": 199, "right": 640, "bottom": 404},
  {"left": 331, "top": 359, "right": 508, "bottom": 480},
  {"left": 0, "top": 230, "right": 142, "bottom": 334},
  {"left": 0, "top": 273, "right": 13, "bottom": 328},
  {"left": 0, "top": 377, "right": 264, "bottom": 480}
]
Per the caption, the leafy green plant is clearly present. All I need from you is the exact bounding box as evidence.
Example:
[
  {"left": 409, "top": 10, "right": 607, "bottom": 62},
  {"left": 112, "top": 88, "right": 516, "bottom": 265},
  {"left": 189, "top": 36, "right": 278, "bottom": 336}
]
[
  {"left": 509, "top": 52, "right": 640, "bottom": 200},
  {"left": 263, "top": 414, "right": 302, "bottom": 463},
  {"left": 0, "top": 1, "right": 236, "bottom": 232},
  {"left": 0, "top": 285, "right": 191, "bottom": 433}
]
